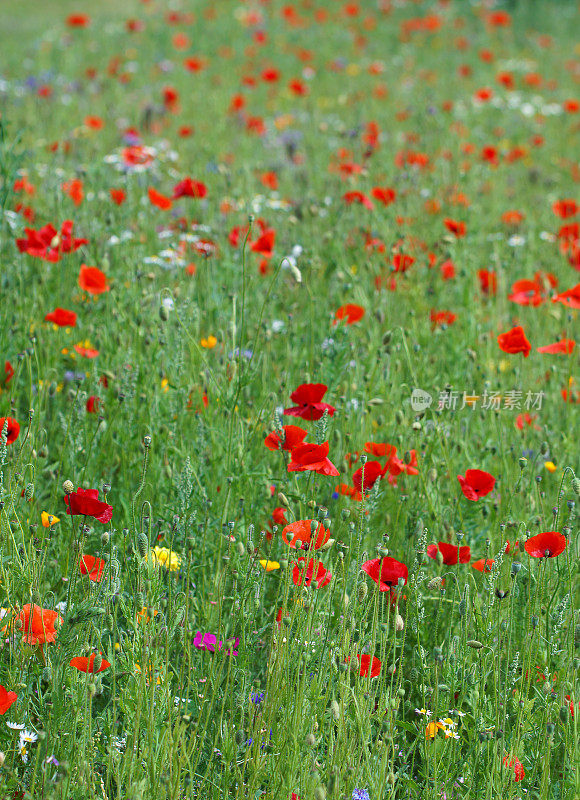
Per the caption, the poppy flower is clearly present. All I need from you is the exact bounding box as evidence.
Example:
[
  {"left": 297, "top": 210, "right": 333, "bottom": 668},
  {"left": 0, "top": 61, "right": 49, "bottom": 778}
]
[
  {"left": 361, "top": 557, "right": 408, "bottom": 591},
  {"left": 78, "top": 265, "right": 110, "bottom": 295},
  {"left": 250, "top": 229, "right": 275, "bottom": 259},
  {"left": 70, "top": 653, "right": 111, "bottom": 673},
  {"left": 284, "top": 383, "right": 335, "bottom": 421},
  {"left": 264, "top": 425, "right": 307, "bottom": 451},
  {"left": 44, "top": 308, "right": 77, "bottom": 327},
  {"left": 457, "top": 469, "right": 496, "bottom": 501},
  {"left": 292, "top": 557, "right": 332, "bottom": 588},
  {"left": 371, "top": 186, "right": 396, "bottom": 206},
  {"left": 62, "top": 179, "right": 84, "bottom": 206},
  {"left": 430, "top": 310, "right": 457, "bottom": 329},
  {"left": 287, "top": 441, "right": 339, "bottom": 476},
  {"left": 508, "top": 279, "right": 545, "bottom": 307},
  {"left": 444, "top": 218, "right": 466, "bottom": 237},
  {"left": 73, "top": 343, "right": 99, "bottom": 358},
  {"left": 392, "top": 253, "right": 414, "bottom": 272},
  {"left": 0, "top": 685, "right": 17, "bottom": 715},
  {"left": 64, "top": 487, "right": 113, "bottom": 524},
  {"left": 552, "top": 199, "right": 578, "bottom": 219},
  {"left": 472, "top": 559, "right": 494, "bottom": 573},
  {"left": 110, "top": 188, "right": 126, "bottom": 205},
  {"left": 16, "top": 220, "right": 88, "bottom": 262},
  {"left": 503, "top": 755, "right": 525, "bottom": 782},
  {"left": 15, "top": 604, "right": 62, "bottom": 646},
  {"left": 537, "top": 339, "right": 575, "bottom": 355},
  {"left": 0, "top": 417, "right": 20, "bottom": 445},
  {"left": 66, "top": 13, "right": 90, "bottom": 27},
  {"left": 478, "top": 269, "right": 497, "bottom": 295},
  {"left": 352, "top": 460, "right": 383, "bottom": 493},
  {"left": 427, "top": 542, "right": 471, "bottom": 565},
  {"left": 80, "top": 554, "right": 106, "bottom": 582},
  {"left": 282, "top": 519, "right": 330, "bottom": 550},
  {"left": 2, "top": 360, "right": 14, "bottom": 387},
  {"left": 351, "top": 654, "right": 382, "bottom": 678},
  {"left": 364, "top": 442, "right": 396, "bottom": 459},
  {"left": 86, "top": 396, "right": 101, "bottom": 413},
  {"left": 334, "top": 304, "right": 365, "bottom": 325},
  {"left": 272, "top": 507, "right": 288, "bottom": 526},
  {"left": 524, "top": 531, "right": 566, "bottom": 559},
  {"left": 343, "top": 191, "right": 374, "bottom": 210},
  {"left": 497, "top": 326, "right": 531, "bottom": 358},
  {"left": 172, "top": 178, "right": 207, "bottom": 199},
  {"left": 148, "top": 187, "right": 173, "bottom": 210},
  {"left": 552, "top": 284, "right": 580, "bottom": 310}
]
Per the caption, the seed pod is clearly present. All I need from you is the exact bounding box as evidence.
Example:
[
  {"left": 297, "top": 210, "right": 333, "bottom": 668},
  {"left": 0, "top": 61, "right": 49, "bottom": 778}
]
[{"left": 63, "top": 480, "right": 74, "bottom": 494}]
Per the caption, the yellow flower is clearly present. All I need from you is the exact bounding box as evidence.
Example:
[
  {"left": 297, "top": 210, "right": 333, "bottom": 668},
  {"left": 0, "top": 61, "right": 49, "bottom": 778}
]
[
  {"left": 136, "top": 606, "right": 158, "bottom": 625},
  {"left": 200, "top": 335, "right": 217, "bottom": 349},
  {"left": 259, "top": 559, "right": 280, "bottom": 572},
  {"left": 426, "top": 721, "right": 444, "bottom": 739},
  {"left": 161, "top": 377, "right": 169, "bottom": 393},
  {"left": 544, "top": 461, "right": 557, "bottom": 473},
  {"left": 151, "top": 546, "right": 182, "bottom": 571},
  {"left": 41, "top": 511, "right": 60, "bottom": 528},
  {"left": 134, "top": 662, "right": 163, "bottom": 686}
]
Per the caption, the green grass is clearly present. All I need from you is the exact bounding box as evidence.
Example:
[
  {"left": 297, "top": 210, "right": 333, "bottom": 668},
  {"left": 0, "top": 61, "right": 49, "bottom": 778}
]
[{"left": 0, "top": 0, "right": 578, "bottom": 798}]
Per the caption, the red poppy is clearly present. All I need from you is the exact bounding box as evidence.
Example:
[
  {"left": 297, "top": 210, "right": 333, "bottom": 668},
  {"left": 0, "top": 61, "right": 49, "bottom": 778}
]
[
  {"left": 282, "top": 519, "right": 330, "bottom": 550},
  {"left": 2, "top": 361, "right": 14, "bottom": 387},
  {"left": 74, "top": 344, "right": 99, "bottom": 358},
  {"left": 264, "top": 425, "right": 307, "bottom": 451},
  {"left": 15, "top": 603, "right": 62, "bottom": 646},
  {"left": 148, "top": 187, "right": 173, "bottom": 210},
  {"left": 392, "top": 253, "right": 414, "bottom": 273},
  {"left": 80, "top": 554, "right": 106, "bottom": 581},
  {"left": 444, "top": 218, "right": 466, "bottom": 237},
  {"left": 472, "top": 559, "right": 494, "bottom": 573},
  {"left": 371, "top": 187, "right": 396, "bottom": 206},
  {"left": 0, "top": 417, "right": 20, "bottom": 445},
  {"left": 353, "top": 654, "right": 382, "bottom": 678},
  {"left": 66, "top": 14, "right": 90, "bottom": 27},
  {"left": 86, "top": 396, "right": 101, "bottom": 413},
  {"left": 552, "top": 284, "right": 580, "bottom": 310},
  {"left": 440, "top": 260, "right": 456, "bottom": 280},
  {"left": 70, "top": 653, "right": 111, "bottom": 673},
  {"left": 287, "top": 441, "right": 339, "bottom": 476},
  {"left": 172, "top": 178, "right": 207, "bottom": 199},
  {"left": 552, "top": 199, "right": 578, "bottom": 219},
  {"left": 352, "top": 460, "right": 383, "bottom": 493},
  {"left": 44, "top": 308, "right": 77, "bottom": 327},
  {"left": 16, "top": 220, "right": 88, "bottom": 262},
  {"left": 457, "top": 469, "right": 495, "bottom": 501},
  {"left": 427, "top": 542, "right": 471, "bottom": 565},
  {"left": 250, "top": 229, "right": 275, "bottom": 259},
  {"left": 343, "top": 191, "right": 374, "bottom": 210},
  {"left": 284, "top": 383, "right": 335, "bottom": 421},
  {"left": 84, "top": 115, "right": 104, "bottom": 130},
  {"left": 537, "top": 339, "right": 575, "bottom": 355},
  {"left": 508, "top": 279, "right": 545, "bottom": 307},
  {"left": 477, "top": 269, "right": 497, "bottom": 295},
  {"left": 497, "top": 326, "right": 531, "bottom": 358},
  {"left": 503, "top": 755, "right": 525, "bottom": 782},
  {"left": 292, "top": 557, "right": 332, "bottom": 588},
  {"left": 516, "top": 412, "right": 539, "bottom": 430},
  {"left": 361, "top": 557, "right": 408, "bottom": 591},
  {"left": 364, "top": 442, "right": 396, "bottom": 459},
  {"left": 64, "top": 487, "right": 113, "bottom": 524},
  {"left": 110, "top": 188, "right": 126, "bottom": 205},
  {"left": 272, "top": 507, "right": 288, "bottom": 526},
  {"left": 0, "top": 685, "right": 17, "bottom": 715},
  {"left": 430, "top": 310, "right": 457, "bottom": 329},
  {"left": 78, "top": 265, "right": 110, "bottom": 295},
  {"left": 524, "top": 531, "right": 566, "bottom": 558},
  {"left": 334, "top": 304, "right": 365, "bottom": 325}
]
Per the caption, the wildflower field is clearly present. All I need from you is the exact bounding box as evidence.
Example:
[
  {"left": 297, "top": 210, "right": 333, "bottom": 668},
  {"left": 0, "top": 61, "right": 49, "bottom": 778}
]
[{"left": 0, "top": 0, "right": 579, "bottom": 797}]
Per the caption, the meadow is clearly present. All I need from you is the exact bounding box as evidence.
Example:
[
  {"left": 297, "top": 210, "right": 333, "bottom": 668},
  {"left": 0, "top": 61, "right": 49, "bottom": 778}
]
[{"left": 0, "top": 0, "right": 578, "bottom": 798}]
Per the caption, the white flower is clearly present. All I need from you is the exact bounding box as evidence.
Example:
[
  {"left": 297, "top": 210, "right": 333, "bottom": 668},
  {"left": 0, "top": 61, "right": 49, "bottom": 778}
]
[{"left": 7, "top": 722, "right": 25, "bottom": 730}]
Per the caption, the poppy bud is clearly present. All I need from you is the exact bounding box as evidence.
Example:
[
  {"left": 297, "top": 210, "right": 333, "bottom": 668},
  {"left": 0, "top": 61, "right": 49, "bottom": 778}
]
[
  {"left": 314, "top": 788, "right": 326, "bottom": 800},
  {"left": 357, "top": 583, "right": 368, "bottom": 603},
  {"left": 572, "top": 478, "right": 580, "bottom": 496},
  {"left": 278, "top": 492, "right": 290, "bottom": 507},
  {"left": 137, "top": 532, "right": 149, "bottom": 558},
  {"left": 428, "top": 577, "right": 443, "bottom": 591},
  {"left": 305, "top": 733, "right": 316, "bottom": 746},
  {"left": 395, "top": 614, "right": 404, "bottom": 632},
  {"left": 93, "top": 653, "right": 103, "bottom": 672},
  {"left": 63, "top": 479, "right": 74, "bottom": 494},
  {"left": 24, "top": 483, "right": 34, "bottom": 500},
  {"left": 330, "top": 699, "right": 340, "bottom": 720},
  {"left": 235, "top": 729, "right": 245, "bottom": 745},
  {"left": 467, "top": 640, "right": 483, "bottom": 649},
  {"left": 560, "top": 706, "right": 568, "bottom": 723}
]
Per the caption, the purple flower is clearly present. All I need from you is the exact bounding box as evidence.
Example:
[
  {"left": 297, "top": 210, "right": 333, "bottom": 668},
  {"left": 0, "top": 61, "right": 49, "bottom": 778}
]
[{"left": 193, "top": 631, "right": 239, "bottom": 655}]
